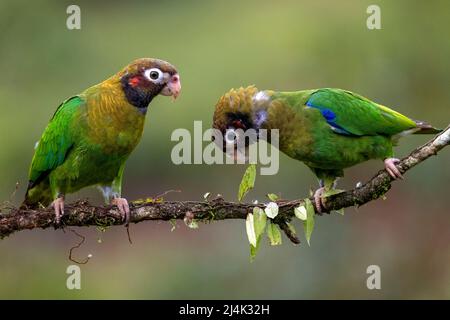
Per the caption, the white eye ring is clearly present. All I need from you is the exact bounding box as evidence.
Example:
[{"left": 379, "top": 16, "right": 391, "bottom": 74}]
[
  {"left": 144, "top": 68, "right": 164, "bottom": 83},
  {"left": 225, "top": 129, "right": 237, "bottom": 144}
]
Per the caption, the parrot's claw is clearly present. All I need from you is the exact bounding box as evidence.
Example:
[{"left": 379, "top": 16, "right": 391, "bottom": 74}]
[
  {"left": 313, "top": 187, "right": 325, "bottom": 214},
  {"left": 52, "top": 197, "right": 65, "bottom": 225},
  {"left": 112, "top": 197, "right": 130, "bottom": 225},
  {"left": 384, "top": 158, "right": 403, "bottom": 180}
]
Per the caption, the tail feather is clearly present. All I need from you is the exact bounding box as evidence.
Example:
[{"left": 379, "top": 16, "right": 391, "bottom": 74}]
[
  {"left": 21, "top": 180, "right": 52, "bottom": 209},
  {"left": 413, "top": 120, "right": 442, "bottom": 134}
]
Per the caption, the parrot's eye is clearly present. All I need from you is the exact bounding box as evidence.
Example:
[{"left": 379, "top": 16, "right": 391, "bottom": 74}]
[
  {"left": 144, "top": 68, "right": 163, "bottom": 83},
  {"left": 225, "top": 129, "right": 237, "bottom": 144},
  {"left": 150, "top": 71, "right": 159, "bottom": 79}
]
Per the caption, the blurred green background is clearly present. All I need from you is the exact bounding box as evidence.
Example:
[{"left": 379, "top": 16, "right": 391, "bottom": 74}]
[{"left": 0, "top": 0, "right": 449, "bottom": 299}]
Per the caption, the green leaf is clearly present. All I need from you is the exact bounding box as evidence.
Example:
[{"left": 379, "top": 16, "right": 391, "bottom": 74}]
[
  {"left": 250, "top": 237, "right": 261, "bottom": 262},
  {"left": 253, "top": 207, "right": 267, "bottom": 239},
  {"left": 335, "top": 208, "right": 345, "bottom": 216},
  {"left": 247, "top": 208, "right": 267, "bottom": 261},
  {"left": 266, "top": 221, "right": 282, "bottom": 246},
  {"left": 294, "top": 205, "right": 307, "bottom": 221},
  {"left": 245, "top": 213, "right": 257, "bottom": 247},
  {"left": 238, "top": 164, "right": 256, "bottom": 201},
  {"left": 303, "top": 199, "right": 315, "bottom": 246},
  {"left": 266, "top": 193, "right": 279, "bottom": 201}
]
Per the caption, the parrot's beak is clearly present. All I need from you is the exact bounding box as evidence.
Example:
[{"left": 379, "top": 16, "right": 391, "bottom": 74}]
[{"left": 161, "top": 74, "right": 181, "bottom": 100}]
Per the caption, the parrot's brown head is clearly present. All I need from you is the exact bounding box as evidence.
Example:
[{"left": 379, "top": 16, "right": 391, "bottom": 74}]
[
  {"left": 118, "top": 58, "right": 181, "bottom": 110},
  {"left": 212, "top": 86, "right": 272, "bottom": 155}
]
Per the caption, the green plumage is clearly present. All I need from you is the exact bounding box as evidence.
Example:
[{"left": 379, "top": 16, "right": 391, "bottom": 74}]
[
  {"left": 291, "top": 88, "right": 417, "bottom": 136},
  {"left": 213, "top": 86, "right": 441, "bottom": 188},
  {"left": 25, "top": 96, "right": 84, "bottom": 206},
  {"left": 24, "top": 92, "right": 135, "bottom": 207},
  {"left": 23, "top": 58, "right": 180, "bottom": 210}
]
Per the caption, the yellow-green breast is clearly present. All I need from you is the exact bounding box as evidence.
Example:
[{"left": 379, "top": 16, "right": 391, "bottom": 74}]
[{"left": 81, "top": 78, "right": 146, "bottom": 155}]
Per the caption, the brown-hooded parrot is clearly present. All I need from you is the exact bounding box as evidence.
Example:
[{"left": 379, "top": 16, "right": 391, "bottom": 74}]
[
  {"left": 212, "top": 86, "right": 440, "bottom": 212},
  {"left": 23, "top": 58, "right": 181, "bottom": 223}
]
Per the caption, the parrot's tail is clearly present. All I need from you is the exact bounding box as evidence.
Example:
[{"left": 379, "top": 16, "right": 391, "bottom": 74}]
[
  {"left": 21, "top": 180, "right": 52, "bottom": 210},
  {"left": 413, "top": 120, "right": 442, "bottom": 135},
  {"left": 393, "top": 120, "right": 441, "bottom": 143}
]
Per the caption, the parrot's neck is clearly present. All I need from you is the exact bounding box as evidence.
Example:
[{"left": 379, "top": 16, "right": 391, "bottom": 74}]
[
  {"left": 120, "top": 76, "right": 153, "bottom": 113},
  {"left": 260, "top": 90, "right": 313, "bottom": 129},
  {"left": 256, "top": 90, "right": 313, "bottom": 152},
  {"left": 249, "top": 90, "right": 271, "bottom": 128},
  {"left": 83, "top": 81, "right": 146, "bottom": 155}
]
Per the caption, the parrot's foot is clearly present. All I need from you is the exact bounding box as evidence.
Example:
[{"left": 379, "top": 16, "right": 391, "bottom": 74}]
[
  {"left": 313, "top": 187, "right": 325, "bottom": 214},
  {"left": 384, "top": 158, "right": 403, "bottom": 180},
  {"left": 52, "top": 196, "right": 65, "bottom": 224},
  {"left": 111, "top": 197, "right": 130, "bottom": 225}
]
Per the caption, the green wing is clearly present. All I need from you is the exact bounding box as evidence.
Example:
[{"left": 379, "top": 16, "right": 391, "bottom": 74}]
[
  {"left": 28, "top": 96, "right": 83, "bottom": 186},
  {"left": 305, "top": 88, "right": 417, "bottom": 136}
]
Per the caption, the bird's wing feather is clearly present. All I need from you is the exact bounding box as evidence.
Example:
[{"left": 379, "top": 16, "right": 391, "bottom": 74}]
[
  {"left": 28, "top": 96, "right": 83, "bottom": 186},
  {"left": 305, "top": 88, "right": 417, "bottom": 136}
]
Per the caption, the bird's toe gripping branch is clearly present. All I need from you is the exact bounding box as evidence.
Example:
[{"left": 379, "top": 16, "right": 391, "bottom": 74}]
[
  {"left": 313, "top": 187, "right": 325, "bottom": 214},
  {"left": 111, "top": 197, "right": 131, "bottom": 225},
  {"left": 52, "top": 196, "right": 65, "bottom": 224},
  {"left": 384, "top": 158, "right": 403, "bottom": 180}
]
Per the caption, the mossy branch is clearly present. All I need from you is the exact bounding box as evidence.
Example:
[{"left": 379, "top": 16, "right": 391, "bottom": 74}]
[{"left": 1, "top": 124, "right": 449, "bottom": 242}]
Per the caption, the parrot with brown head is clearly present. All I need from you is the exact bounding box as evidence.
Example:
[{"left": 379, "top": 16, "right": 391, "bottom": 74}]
[
  {"left": 213, "top": 86, "right": 440, "bottom": 212},
  {"left": 23, "top": 58, "right": 181, "bottom": 224}
]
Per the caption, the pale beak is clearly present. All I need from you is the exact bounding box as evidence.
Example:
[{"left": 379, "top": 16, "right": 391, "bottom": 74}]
[{"left": 161, "top": 74, "right": 181, "bottom": 99}]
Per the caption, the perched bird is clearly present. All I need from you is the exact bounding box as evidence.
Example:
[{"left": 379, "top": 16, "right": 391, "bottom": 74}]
[
  {"left": 212, "top": 86, "right": 440, "bottom": 212},
  {"left": 23, "top": 58, "right": 181, "bottom": 223}
]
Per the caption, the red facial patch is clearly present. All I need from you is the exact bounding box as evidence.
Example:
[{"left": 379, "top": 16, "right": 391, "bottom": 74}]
[
  {"left": 128, "top": 76, "right": 141, "bottom": 87},
  {"left": 232, "top": 119, "right": 245, "bottom": 129}
]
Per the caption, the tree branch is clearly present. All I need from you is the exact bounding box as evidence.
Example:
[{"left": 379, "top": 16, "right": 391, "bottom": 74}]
[{"left": 1, "top": 125, "right": 449, "bottom": 242}]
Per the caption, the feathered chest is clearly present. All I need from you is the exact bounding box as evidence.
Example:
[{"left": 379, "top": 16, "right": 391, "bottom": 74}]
[{"left": 83, "top": 90, "right": 146, "bottom": 155}]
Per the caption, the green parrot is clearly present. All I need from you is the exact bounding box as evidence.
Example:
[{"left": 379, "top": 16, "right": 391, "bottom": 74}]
[
  {"left": 212, "top": 86, "right": 441, "bottom": 212},
  {"left": 23, "top": 58, "right": 181, "bottom": 223}
]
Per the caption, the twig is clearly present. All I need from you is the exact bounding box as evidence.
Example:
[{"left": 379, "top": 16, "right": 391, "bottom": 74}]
[{"left": 68, "top": 228, "right": 91, "bottom": 264}]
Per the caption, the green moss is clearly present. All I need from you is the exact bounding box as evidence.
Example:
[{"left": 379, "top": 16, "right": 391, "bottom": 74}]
[{"left": 94, "top": 216, "right": 116, "bottom": 228}]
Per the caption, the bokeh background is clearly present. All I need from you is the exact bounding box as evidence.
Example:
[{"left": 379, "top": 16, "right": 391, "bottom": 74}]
[{"left": 0, "top": 0, "right": 449, "bottom": 299}]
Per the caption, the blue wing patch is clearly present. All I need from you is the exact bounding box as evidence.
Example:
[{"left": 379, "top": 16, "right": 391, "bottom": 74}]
[{"left": 305, "top": 99, "right": 355, "bottom": 136}]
